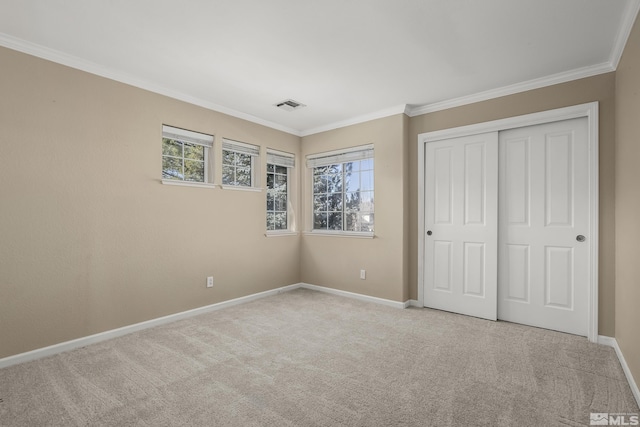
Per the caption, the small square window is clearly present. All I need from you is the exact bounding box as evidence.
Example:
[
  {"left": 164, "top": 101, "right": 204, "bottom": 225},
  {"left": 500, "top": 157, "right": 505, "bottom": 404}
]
[
  {"left": 221, "top": 139, "right": 260, "bottom": 188},
  {"left": 161, "top": 125, "right": 213, "bottom": 185}
]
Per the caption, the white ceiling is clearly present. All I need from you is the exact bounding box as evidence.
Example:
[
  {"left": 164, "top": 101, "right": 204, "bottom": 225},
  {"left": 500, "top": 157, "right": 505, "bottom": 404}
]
[{"left": 1, "top": 0, "right": 639, "bottom": 136}]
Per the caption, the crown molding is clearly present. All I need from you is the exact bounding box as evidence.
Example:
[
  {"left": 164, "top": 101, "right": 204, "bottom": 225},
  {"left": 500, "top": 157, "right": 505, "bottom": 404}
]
[
  {"left": 407, "top": 61, "right": 615, "bottom": 117},
  {"left": 300, "top": 104, "right": 409, "bottom": 137},
  {"left": 610, "top": 0, "right": 640, "bottom": 68},
  {"left": 0, "top": 33, "right": 303, "bottom": 137}
]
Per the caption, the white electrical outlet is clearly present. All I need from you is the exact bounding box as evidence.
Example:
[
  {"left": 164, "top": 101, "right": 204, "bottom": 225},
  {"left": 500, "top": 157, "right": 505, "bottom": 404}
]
[
  {"left": 360, "top": 269, "right": 366, "bottom": 280},
  {"left": 206, "top": 276, "right": 214, "bottom": 288}
]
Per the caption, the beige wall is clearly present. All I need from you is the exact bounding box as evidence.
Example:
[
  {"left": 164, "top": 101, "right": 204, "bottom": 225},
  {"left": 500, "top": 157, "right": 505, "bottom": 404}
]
[
  {"left": 408, "top": 73, "right": 617, "bottom": 336},
  {"left": 300, "top": 115, "right": 409, "bottom": 302},
  {"left": 615, "top": 13, "right": 640, "bottom": 393},
  {"left": 0, "top": 47, "right": 301, "bottom": 359}
]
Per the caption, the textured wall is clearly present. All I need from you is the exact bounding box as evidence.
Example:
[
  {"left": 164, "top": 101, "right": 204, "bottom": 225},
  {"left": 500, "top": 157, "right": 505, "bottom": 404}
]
[
  {"left": 615, "top": 12, "right": 640, "bottom": 395},
  {"left": 408, "top": 73, "right": 617, "bottom": 336},
  {"left": 0, "top": 47, "right": 301, "bottom": 359}
]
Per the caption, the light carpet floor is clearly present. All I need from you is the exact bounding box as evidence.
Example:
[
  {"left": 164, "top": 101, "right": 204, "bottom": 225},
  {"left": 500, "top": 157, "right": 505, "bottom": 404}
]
[{"left": 0, "top": 288, "right": 638, "bottom": 426}]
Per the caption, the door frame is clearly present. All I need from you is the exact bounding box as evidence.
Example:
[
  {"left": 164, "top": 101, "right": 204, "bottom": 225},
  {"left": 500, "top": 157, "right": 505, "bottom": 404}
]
[{"left": 417, "top": 102, "right": 599, "bottom": 342}]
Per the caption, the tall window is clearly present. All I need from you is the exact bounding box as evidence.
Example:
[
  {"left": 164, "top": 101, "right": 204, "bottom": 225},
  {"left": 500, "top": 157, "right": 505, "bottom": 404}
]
[
  {"left": 222, "top": 139, "right": 260, "bottom": 187},
  {"left": 266, "top": 150, "right": 295, "bottom": 231},
  {"left": 162, "top": 125, "right": 213, "bottom": 183},
  {"left": 307, "top": 145, "right": 374, "bottom": 234}
]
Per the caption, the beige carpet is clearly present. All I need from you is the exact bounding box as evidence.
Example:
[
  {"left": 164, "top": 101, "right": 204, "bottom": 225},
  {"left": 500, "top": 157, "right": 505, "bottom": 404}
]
[{"left": 0, "top": 288, "right": 637, "bottom": 426}]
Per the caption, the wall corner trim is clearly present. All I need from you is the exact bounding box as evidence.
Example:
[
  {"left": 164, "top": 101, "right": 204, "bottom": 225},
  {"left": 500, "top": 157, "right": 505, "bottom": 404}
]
[{"left": 598, "top": 335, "right": 640, "bottom": 408}]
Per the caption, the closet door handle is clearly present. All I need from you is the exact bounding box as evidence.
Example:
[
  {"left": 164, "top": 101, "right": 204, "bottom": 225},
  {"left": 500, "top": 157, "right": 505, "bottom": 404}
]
[
  {"left": 576, "top": 235, "right": 586, "bottom": 242},
  {"left": 427, "top": 230, "right": 433, "bottom": 236}
]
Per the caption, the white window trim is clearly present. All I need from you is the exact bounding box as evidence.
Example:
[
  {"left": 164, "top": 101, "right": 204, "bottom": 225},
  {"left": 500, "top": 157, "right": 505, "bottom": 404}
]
[
  {"left": 265, "top": 230, "right": 299, "bottom": 237},
  {"left": 161, "top": 180, "right": 217, "bottom": 189},
  {"left": 306, "top": 145, "right": 374, "bottom": 236},
  {"left": 302, "top": 230, "right": 374, "bottom": 239},
  {"left": 221, "top": 185, "right": 263, "bottom": 192},
  {"left": 266, "top": 149, "right": 296, "bottom": 233}
]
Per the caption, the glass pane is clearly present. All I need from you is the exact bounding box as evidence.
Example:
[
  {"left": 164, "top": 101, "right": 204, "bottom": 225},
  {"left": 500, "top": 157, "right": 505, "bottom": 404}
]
[
  {"left": 222, "top": 165, "right": 234, "bottom": 185},
  {"left": 184, "top": 159, "right": 204, "bottom": 182},
  {"left": 266, "top": 191, "right": 274, "bottom": 210},
  {"left": 184, "top": 143, "right": 204, "bottom": 161},
  {"left": 162, "top": 138, "right": 182, "bottom": 157},
  {"left": 267, "top": 163, "right": 275, "bottom": 172},
  {"left": 361, "top": 170, "right": 374, "bottom": 191},
  {"left": 236, "top": 167, "right": 251, "bottom": 186},
  {"left": 266, "top": 173, "right": 274, "bottom": 189},
  {"left": 360, "top": 213, "right": 374, "bottom": 232},
  {"left": 327, "top": 174, "right": 343, "bottom": 193},
  {"left": 314, "top": 166, "right": 328, "bottom": 175},
  {"left": 314, "top": 213, "right": 327, "bottom": 229},
  {"left": 313, "top": 175, "right": 327, "bottom": 193},
  {"left": 235, "top": 153, "right": 251, "bottom": 167},
  {"left": 328, "top": 212, "right": 343, "bottom": 230},
  {"left": 328, "top": 193, "right": 342, "bottom": 211},
  {"left": 222, "top": 150, "right": 235, "bottom": 166},
  {"left": 266, "top": 212, "right": 275, "bottom": 230},
  {"left": 275, "top": 165, "right": 287, "bottom": 175},
  {"left": 313, "top": 194, "right": 327, "bottom": 212},
  {"left": 360, "top": 191, "right": 374, "bottom": 210},
  {"left": 274, "top": 193, "right": 287, "bottom": 211},
  {"left": 344, "top": 171, "right": 360, "bottom": 192},
  {"left": 327, "top": 164, "right": 341, "bottom": 175},
  {"left": 274, "top": 212, "right": 287, "bottom": 230},
  {"left": 162, "top": 156, "right": 183, "bottom": 180},
  {"left": 345, "top": 192, "right": 361, "bottom": 210},
  {"left": 345, "top": 211, "right": 358, "bottom": 232},
  {"left": 359, "top": 158, "right": 374, "bottom": 171},
  {"left": 275, "top": 175, "right": 287, "bottom": 191}
]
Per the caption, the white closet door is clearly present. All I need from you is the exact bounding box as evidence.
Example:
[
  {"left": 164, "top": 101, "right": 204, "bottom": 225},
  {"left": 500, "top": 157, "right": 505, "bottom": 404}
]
[
  {"left": 498, "top": 117, "right": 590, "bottom": 336},
  {"left": 424, "top": 132, "right": 498, "bottom": 321}
]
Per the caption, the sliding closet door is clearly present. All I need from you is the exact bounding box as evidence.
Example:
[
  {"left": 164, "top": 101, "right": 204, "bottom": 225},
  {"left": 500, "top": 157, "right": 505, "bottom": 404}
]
[
  {"left": 424, "top": 132, "right": 498, "bottom": 321},
  {"left": 498, "top": 117, "right": 590, "bottom": 336}
]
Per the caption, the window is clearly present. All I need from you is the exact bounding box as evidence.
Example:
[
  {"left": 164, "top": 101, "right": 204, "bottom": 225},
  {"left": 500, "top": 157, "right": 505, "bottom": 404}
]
[
  {"left": 222, "top": 139, "right": 260, "bottom": 188},
  {"left": 162, "top": 125, "right": 214, "bottom": 185},
  {"left": 307, "top": 145, "right": 374, "bottom": 234},
  {"left": 266, "top": 150, "right": 295, "bottom": 231}
]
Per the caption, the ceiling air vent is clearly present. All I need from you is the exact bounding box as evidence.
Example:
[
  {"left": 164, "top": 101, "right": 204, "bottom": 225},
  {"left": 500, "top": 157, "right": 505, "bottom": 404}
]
[{"left": 274, "top": 99, "right": 306, "bottom": 112}]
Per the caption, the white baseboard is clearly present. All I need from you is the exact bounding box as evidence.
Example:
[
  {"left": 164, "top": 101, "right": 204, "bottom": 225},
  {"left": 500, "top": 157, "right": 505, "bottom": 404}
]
[
  {"left": 0, "top": 283, "right": 411, "bottom": 369},
  {"left": 407, "top": 299, "right": 422, "bottom": 308},
  {"left": 0, "top": 283, "right": 301, "bottom": 370},
  {"left": 598, "top": 335, "right": 640, "bottom": 408},
  {"left": 298, "top": 283, "right": 407, "bottom": 309}
]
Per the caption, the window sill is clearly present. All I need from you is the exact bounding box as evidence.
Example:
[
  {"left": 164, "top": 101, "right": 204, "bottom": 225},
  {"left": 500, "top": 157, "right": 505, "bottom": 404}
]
[
  {"left": 221, "top": 185, "right": 263, "bottom": 192},
  {"left": 161, "top": 179, "right": 217, "bottom": 189},
  {"left": 265, "top": 231, "right": 299, "bottom": 238},
  {"left": 302, "top": 231, "right": 375, "bottom": 239}
]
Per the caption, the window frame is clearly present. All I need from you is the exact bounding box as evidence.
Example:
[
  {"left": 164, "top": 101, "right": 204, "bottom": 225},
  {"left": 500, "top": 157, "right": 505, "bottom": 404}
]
[
  {"left": 221, "top": 138, "right": 261, "bottom": 191},
  {"left": 266, "top": 149, "right": 295, "bottom": 235},
  {"left": 161, "top": 125, "right": 215, "bottom": 189},
  {"left": 306, "top": 144, "right": 374, "bottom": 238}
]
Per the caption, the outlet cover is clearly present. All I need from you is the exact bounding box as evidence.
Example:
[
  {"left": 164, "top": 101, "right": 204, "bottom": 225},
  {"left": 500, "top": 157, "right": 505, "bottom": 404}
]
[
  {"left": 207, "top": 276, "right": 214, "bottom": 288},
  {"left": 360, "top": 269, "right": 366, "bottom": 280}
]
